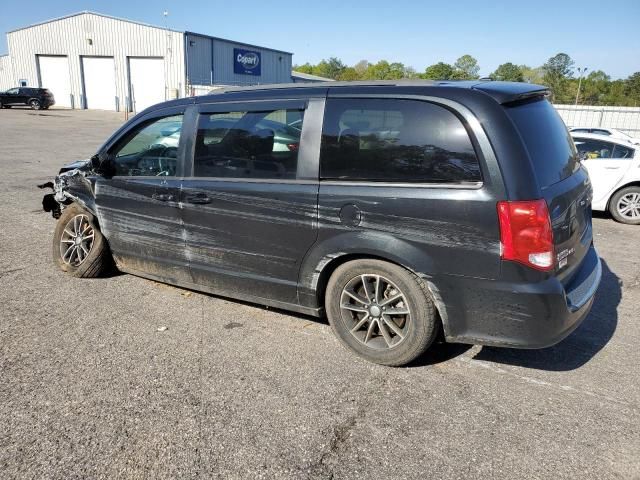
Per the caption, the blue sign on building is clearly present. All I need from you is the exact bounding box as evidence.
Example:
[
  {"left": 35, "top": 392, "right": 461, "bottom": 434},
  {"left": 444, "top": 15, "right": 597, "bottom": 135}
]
[{"left": 233, "top": 48, "right": 261, "bottom": 76}]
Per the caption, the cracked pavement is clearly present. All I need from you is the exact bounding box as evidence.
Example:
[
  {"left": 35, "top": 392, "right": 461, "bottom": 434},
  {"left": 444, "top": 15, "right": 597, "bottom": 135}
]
[{"left": 1, "top": 108, "right": 639, "bottom": 479}]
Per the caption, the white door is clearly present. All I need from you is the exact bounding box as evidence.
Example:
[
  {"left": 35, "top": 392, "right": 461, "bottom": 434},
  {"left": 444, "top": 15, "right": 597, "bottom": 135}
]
[
  {"left": 38, "top": 56, "right": 71, "bottom": 108},
  {"left": 82, "top": 57, "right": 117, "bottom": 110},
  {"left": 129, "top": 58, "right": 165, "bottom": 113},
  {"left": 574, "top": 137, "right": 635, "bottom": 207}
]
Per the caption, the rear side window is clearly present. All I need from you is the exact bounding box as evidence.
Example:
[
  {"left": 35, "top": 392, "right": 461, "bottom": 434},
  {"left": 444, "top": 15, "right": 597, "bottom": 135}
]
[
  {"left": 194, "top": 109, "right": 304, "bottom": 179},
  {"left": 573, "top": 137, "right": 616, "bottom": 159},
  {"left": 506, "top": 98, "right": 579, "bottom": 187},
  {"left": 612, "top": 144, "right": 635, "bottom": 159},
  {"left": 320, "top": 98, "right": 481, "bottom": 183}
]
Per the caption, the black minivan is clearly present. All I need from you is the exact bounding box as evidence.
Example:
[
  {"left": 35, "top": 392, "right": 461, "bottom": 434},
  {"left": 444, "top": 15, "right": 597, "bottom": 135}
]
[{"left": 42, "top": 80, "right": 601, "bottom": 366}]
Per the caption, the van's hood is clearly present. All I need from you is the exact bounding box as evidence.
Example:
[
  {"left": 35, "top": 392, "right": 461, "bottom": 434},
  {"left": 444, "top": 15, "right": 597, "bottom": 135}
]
[{"left": 59, "top": 159, "right": 91, "bottom": 174}]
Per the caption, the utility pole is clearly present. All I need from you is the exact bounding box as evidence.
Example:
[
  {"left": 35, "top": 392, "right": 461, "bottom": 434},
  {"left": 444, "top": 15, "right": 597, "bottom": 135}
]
[
  {"left": 575, "top": 67, "right": 588, "bottom": 106},
  {"left": 163, "top": 10, "right": 170, "bottom": 101}
]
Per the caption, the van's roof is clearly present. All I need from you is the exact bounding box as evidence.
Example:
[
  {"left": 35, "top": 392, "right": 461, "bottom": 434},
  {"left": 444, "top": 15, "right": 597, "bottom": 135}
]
[
  {"left": 203, "top": 80, "right": 548, "bottom": 104},
  {"left": 149, "top": 80, "right": 549, "bottom": 114}
]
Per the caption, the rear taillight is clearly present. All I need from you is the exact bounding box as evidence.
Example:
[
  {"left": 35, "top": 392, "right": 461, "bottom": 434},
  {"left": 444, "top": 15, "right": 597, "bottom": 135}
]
[
  {"left": 497, "top": 199, "right": 554, "bottom": 271},
  {"left": 287, "top": 143, "right": 299, "bottom": 152}
]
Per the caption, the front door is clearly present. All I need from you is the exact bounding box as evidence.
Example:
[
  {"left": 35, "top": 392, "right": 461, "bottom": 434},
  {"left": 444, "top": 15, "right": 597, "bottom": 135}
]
[
  {"left": 3, "top": 88, "right": 22, "bottom": 105},
  {"left": 574, "top": 137, "right": 635, "bottom": 205},
  {"left": 181, "top": 99, "right": 320, "bottom": 303},
  {"left": 94, "top": 108, "right": 191, "bottom": 284}
]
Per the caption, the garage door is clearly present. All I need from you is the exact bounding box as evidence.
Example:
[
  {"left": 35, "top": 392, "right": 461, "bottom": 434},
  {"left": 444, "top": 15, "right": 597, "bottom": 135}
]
[
  {"left": 82, "top": 57, "right": 117, "bottom": 110},
  {"left": 38, "top": 56, "right": 71, "bottom": 108},
  {"left": 129, "top": 58, "right": 165, "bottom": 112}
]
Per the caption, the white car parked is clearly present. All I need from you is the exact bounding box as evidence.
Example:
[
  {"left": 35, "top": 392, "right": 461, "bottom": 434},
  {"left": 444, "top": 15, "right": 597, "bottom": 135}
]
[
  {"left": 571, "top": 132, "right": 640, "bottom": 224},
  {"left": 569, "top": 127, "right": 640, "bottom": 145}
]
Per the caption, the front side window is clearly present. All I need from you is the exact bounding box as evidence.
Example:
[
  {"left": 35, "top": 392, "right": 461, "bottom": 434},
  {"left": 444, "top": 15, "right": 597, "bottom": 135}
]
[
  {"left": 111, "top": 114, "right": 183, "bottom": 176},
  {"left": 319, "top": 98, "right": 481, "bottom": 183},
  {"left": 193, "top": 108, "right": 304, "bottom": 179},
  {"left": 5, "top": 88, "right": 19, "bottom": 95},
  {"left": 573, "top": 138, "right": 616, "bottom": 159}
]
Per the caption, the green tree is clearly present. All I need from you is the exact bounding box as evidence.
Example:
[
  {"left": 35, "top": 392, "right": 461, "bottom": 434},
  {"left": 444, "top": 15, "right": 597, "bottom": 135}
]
[
  {"left": 453, "top": 55, "right": 480, "bottom": 80},
  {"left": 542, "top": 53, "right": 575, "bottom": 102},
  {"left": 292, "top": 63, "right": 314, "bottom": 74},
  {"left": 602, "top": 80, "right": 628, "bottom": 106},
  {"left": 520, "top": 65, "right": 545, "bottom": 84},
  {"left": 313, "top": 57, "right": 346, "bottom": 80},
  {"left": 423, "top": 62, "right": 455, "bottom": 80},
  {"left": 364, "top": 60, "right": 407, "bottom": 80},
  {"left": 338, "top": 67, "right": 361, "bottom": 81},
  {"left": 353, "top": 60, "right": 370, "bottom": 78},
  {"left": 579, "top": 70, "right": 610, "bottom": 105},
  {"left": 624, "top": 72, "right": 640, "bottom": 106},
  {"left": 490, "top": 62, "right": 524, "bottom": 82}
]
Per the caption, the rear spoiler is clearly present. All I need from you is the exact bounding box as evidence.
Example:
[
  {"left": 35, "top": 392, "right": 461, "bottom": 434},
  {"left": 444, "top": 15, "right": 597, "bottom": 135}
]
[{"left": 471, "top": 81, "right": 550, "bottom": 105}]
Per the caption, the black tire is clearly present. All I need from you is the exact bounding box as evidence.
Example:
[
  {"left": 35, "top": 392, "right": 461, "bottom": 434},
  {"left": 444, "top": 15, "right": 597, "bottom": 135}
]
[
  {"left": 29, "top": 99, "right": 42, "bottom": 110},
  {"left": 609, "top": 186, "right": 640, "bottom": 225},
  {"left": 325, "top": 259, "right": 439, "bottom": 366},
  {"left": 52, "top": 203, "right": 111, "bottom": 278}
]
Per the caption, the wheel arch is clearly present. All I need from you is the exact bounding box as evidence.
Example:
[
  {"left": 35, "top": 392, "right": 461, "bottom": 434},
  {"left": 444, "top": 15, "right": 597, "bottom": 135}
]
[
  {"left": 606, "top": 181, "right": 640, "bottom": 211},
  {"left": 298, "top": 232, "right": 449, "bottom": 334}
]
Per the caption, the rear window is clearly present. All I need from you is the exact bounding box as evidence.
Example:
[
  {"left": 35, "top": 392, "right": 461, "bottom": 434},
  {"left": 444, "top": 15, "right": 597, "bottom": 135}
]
[{"left": 506, "top": 98, "right": 579, "bottom": 187}]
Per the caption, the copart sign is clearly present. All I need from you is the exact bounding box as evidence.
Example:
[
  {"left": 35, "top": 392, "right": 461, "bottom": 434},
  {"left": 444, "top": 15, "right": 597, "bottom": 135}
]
[{"left": 234, "top": 48, "right": 261, "bottom": 76}]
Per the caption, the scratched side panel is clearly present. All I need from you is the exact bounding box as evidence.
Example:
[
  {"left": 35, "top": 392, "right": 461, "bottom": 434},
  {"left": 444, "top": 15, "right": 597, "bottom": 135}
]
[
  {"left": 297, "top": 184, "right": 500, "bottom": 310},
  {"left": 319, "top": 184, "right": 499, "bottom": 274},
  {"left": 94, "top": 177, "right": 191, "bottom": 284},
  {"left": 181, "top": 180, "right": 319, "bottom": 303}
]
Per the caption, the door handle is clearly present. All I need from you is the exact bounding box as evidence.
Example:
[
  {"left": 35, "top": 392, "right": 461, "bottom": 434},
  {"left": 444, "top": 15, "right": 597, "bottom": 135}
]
[
  {"left": 604, "top": 166, "right": 620, "bottom": 170},
  {"left": 186, "top": 193, "right": 212, "bottom": 205},
  {"left": 152, "top": 193, "right": 175, "bottom": 202}
]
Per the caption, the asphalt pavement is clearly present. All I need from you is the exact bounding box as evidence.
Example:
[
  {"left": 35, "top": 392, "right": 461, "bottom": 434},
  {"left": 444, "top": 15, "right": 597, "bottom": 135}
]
[{"left": 0, "top": 107, "right": 638, "bottom": 479}]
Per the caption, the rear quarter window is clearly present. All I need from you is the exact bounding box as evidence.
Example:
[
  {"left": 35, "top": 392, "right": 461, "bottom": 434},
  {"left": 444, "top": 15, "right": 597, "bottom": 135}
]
[{"left": 506, "top": 98, "right": 579, "bottom": 188}]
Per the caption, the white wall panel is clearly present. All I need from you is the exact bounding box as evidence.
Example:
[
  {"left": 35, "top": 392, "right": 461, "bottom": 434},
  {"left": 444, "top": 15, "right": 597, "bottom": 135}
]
[{"left": 0, "top": 55, "right": 14, "bottom": 91}]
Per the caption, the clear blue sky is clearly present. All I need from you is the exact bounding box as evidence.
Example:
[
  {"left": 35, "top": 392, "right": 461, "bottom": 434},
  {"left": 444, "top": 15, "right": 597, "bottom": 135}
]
[{"left": 1, "top": 0, "right": 638, "bottom": 79}]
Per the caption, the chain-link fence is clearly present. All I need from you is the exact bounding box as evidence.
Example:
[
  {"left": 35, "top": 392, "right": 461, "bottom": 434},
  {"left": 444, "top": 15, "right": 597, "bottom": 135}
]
[{"left": 554, "top": 104, "right": 640, "bottom": 136}]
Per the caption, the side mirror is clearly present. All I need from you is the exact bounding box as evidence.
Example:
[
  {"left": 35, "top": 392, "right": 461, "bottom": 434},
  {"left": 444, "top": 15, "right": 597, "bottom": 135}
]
[{"left": 91, "top": 152, "right": 114, "bottom": 175}]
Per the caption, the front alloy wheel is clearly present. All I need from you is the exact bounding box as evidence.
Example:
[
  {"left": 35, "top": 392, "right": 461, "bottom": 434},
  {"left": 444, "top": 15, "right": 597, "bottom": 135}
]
[
  {"left": 59, "top": 214, "right": 95, "bottom": 266},
  {"left": 52, "top": 203, "right": 111, "bottom": 278}
]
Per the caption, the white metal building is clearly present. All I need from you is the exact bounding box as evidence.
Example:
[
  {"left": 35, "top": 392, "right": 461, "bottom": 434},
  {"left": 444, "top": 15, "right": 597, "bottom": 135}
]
[{"left": 0, "top": 11, "right": 293, "bottom": 111}]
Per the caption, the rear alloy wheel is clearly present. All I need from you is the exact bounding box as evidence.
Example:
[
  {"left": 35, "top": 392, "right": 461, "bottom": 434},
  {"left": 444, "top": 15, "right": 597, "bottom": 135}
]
[
  {"left": 610, "top": 186, "right": 640, "bottom": 225},
  {"left": 326, "top": 259, "right": 439, "bottom": 366},
  {"left": 52, "top": 203, "right": 112, "bottom": 277},
  {"left": 30, "top": 99, "right": 42, "bottom": 110}
]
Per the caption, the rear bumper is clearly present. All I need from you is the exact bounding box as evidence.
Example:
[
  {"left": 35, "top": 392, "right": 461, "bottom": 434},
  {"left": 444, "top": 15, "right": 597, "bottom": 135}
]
[{"left": 434, "top": 245, "right": 602, "bottom": 349}]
